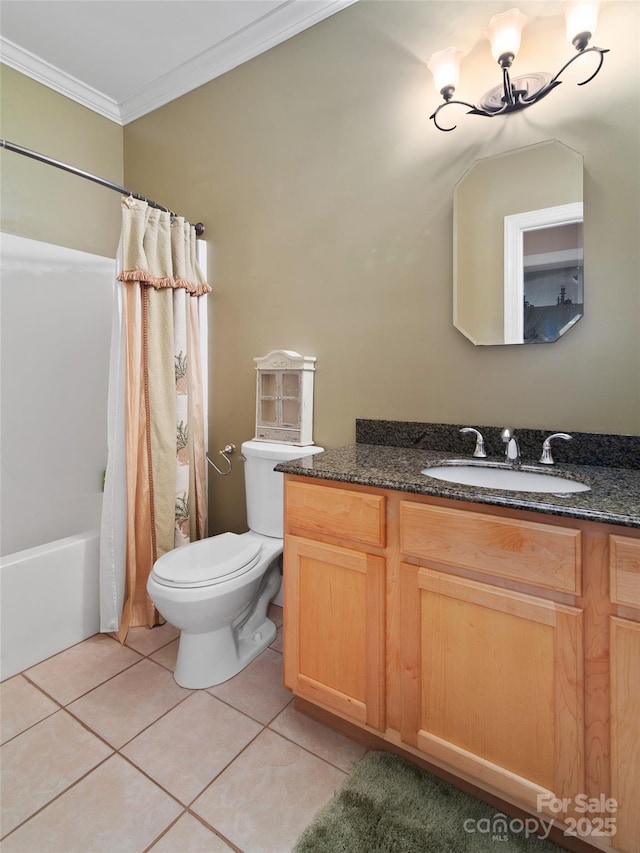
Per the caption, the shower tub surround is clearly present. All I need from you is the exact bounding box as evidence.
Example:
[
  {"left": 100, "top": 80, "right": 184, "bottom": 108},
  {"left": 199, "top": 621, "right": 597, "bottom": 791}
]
[
  {"left": 0, "top": 234, "right": 113, "bottom": 681},
  {"left": 275, "top": 419, "right": 640, "bottom": 528}
]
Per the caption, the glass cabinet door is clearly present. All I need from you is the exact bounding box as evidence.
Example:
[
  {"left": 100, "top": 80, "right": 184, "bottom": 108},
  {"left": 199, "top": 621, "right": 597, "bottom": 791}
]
[
  {"left": 258, "top": 372, "right": 278, "bottom": 425},
  {"left": 281, "top": 372, "right": 300, "bottom": 428},
  {"left": 257, "top": 371, "right": 301, "bottom": 429}
]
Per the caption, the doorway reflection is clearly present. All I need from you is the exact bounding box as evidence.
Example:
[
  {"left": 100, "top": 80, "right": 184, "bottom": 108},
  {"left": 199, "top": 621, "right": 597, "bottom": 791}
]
[{"left": 523, "top": 221, "right": 584, "bottom": 342}]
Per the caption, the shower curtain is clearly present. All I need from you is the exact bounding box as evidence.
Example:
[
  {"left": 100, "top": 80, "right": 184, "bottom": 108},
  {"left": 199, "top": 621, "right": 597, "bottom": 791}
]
[{"left": 100, "top": 197, "right": 210, "bottom": 641}]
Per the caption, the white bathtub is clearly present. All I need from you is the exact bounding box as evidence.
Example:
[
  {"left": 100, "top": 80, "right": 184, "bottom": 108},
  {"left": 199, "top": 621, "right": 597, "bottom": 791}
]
[{"left": 0, "top": 530, "right": 101, "bottom": 680}]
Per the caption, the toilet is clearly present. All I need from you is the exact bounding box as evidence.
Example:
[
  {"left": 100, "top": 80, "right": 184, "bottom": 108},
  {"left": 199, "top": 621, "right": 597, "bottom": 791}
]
[{"left": 147, "top": 439, "right": 323, "bottom": 688}]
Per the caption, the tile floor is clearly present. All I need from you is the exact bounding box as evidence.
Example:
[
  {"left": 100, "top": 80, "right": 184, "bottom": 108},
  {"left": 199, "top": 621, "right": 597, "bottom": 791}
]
[{"left": 0, "top": 605, "right": 368, "bottom": 852}]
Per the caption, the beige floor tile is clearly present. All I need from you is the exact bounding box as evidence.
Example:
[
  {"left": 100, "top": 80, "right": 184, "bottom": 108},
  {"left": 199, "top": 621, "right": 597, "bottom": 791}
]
[
  {"left": 269, "top": 702, "right": 367, "bottom": 771},
  {"left": 207, "top": 647, "right": 292, "bottom": 724},
  {"left": 0, "top": 676, "right": 59, "bottom": 745},
  {"left": 150, "top": 637, "right": 179, "bottom": 671},
  {"left": 0, "top": 754, "right": 182, "bottom": 853},
  {"left": 124, "top": 621, "right": 180, "bottom": 656},
  {"left": 25, "top": 634, "right": 142, "bottom": 705},
  {"left": 121, "top": 691, "right": 261, "bottom": 804},
  {"left": 149, "top": 813, "right": 235, "bottom": 852},
  {"left": 67, "top": 658, "right": 190, "bottom": 748},
  {"left": 191, "top": 728, "right": 345, "bottom": 853},
  {"left": 1, "top": 710, "right": 113, "bottom": 837}
]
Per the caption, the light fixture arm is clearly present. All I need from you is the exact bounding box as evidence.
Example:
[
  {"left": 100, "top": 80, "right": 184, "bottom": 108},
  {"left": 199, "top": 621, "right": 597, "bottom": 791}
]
[
  {"left": 430, "top": 98, "right": 487, "bottom": 132},
  {"left": 545, "top": 43, "right": 609, "bottom": 91},
  {"left": 502, "top": 66, "right": 515, "bottom": 106},
  {"left": 429, "top": 43, "right": 609, "bottom": 132}
]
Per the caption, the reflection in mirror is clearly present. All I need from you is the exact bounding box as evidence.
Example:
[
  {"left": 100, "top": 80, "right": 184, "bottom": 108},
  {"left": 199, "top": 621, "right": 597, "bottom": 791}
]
[
  {"left": 504, "top": 202, "right": 584, "bottom": 343},
  {"left": 454, "top": 140, "right": 584, "bottom": 346}
]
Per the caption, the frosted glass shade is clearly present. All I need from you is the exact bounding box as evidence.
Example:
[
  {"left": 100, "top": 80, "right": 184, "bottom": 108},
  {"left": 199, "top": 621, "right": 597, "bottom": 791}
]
[
  {"left": 563, "top": 1, "right": 602, "bottom": 45},
  {"left": 428, "top": 47, "right": 464, "bottom": 94},
  {"left": 484, "top": 8, "right": 528, "bottom": 63}
]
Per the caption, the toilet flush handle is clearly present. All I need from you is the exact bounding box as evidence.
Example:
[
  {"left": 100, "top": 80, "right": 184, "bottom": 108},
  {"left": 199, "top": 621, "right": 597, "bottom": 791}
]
[{"left": 206, "top": 443, "right": 236, "bottom": 476}]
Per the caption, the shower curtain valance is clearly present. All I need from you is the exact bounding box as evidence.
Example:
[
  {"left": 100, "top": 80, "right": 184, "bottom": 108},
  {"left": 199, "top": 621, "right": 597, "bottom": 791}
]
[{"left": 117, "top": 198, "right": 211, "bottom": 295}]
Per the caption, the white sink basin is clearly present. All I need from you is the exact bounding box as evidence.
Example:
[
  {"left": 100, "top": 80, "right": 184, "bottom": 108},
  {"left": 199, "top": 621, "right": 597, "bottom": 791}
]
[{"left": 421, "top": 464, "right": 591, "bottom": 494}]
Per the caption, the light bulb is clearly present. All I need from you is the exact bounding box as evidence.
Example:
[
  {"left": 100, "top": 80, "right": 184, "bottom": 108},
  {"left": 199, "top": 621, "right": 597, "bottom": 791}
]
[
  {"left": 484, "top": 8, "right": 528, "bottom": 65},
  {"left": 428, "top": 47, "right": 464, "bottom": 98},
  {"left": 563, "top": 0, "right": 602, "bottom": 49}
]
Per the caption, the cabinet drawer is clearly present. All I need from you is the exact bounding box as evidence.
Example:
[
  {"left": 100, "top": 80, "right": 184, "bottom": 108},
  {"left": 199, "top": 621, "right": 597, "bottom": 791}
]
[
  {"left": 610, "top": 535, "right": 640, "bottom": 609},
  {"left": 256, "top": 427, "right": 301, "bottom": 442},
  {"left": 285, "top": 481, "right": 385, "bottom": 547},
  {"left": 400, "top": 502, "right": 581, "bottom": 594}
]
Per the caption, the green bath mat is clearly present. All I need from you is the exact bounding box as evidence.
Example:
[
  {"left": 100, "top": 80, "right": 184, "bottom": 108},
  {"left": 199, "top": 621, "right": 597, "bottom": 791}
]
[{"left": 294, "top": 751, "right": 562, "bottom": 852}]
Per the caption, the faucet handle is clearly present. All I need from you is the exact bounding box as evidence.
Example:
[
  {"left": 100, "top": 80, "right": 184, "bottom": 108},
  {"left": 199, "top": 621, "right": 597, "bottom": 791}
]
[
  {"left": 460, "top": 427, "right": 487, "bottom": 458},
  {"left": 539, "top": 433, "right": 572, "bottom": 465}
]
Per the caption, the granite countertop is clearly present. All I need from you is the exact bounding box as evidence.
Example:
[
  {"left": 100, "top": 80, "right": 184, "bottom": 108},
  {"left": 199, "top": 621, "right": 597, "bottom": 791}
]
[{"left": 275, "top": 422, "right": 640, "bottom": 529}]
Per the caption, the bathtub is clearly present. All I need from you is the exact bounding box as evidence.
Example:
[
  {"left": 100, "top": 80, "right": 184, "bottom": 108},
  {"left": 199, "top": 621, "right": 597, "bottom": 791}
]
[{"left": 0, "top": 529, "right": 101, "bottom": 680}]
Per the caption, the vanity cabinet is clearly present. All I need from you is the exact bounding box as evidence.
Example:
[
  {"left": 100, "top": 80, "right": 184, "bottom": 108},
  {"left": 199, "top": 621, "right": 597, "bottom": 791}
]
[
  {"left": 283, "top": 480, "right": 386, "bottom": 730},
  {"left": 282, "top": 474, "right": 640, "bottom": 852},
  {"left": 398, "top": 502, "right": 584, "bottom": 816}
]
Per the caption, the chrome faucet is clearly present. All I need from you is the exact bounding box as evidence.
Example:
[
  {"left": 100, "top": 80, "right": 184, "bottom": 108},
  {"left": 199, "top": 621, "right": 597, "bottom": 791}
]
[
  {"left": 539, "top": 433, "right": 572, "bottom": 465},
  {"left": 501, "top": 428, "right": 521, "bottom": 464},
  {"left": 460, "top": 427, "right": 487, "bottom": 458}
]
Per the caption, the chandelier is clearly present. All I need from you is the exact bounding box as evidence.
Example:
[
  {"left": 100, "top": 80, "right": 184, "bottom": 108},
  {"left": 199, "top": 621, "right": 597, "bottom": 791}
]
[{"left": 428, "top": 2, "right": 609, "bottom": 131}]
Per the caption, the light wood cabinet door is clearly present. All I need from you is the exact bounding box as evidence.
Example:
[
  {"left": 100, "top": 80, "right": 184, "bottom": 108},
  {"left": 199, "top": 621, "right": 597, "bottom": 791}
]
[
  {"left": 610, "top": 617, "right": 640, "bottom": 853},
  {"left": 283, "top": 535, "right": 386, "bottom": 730},
  {"left": 400, "top": 563, "right": 584, "bottom": 813}
]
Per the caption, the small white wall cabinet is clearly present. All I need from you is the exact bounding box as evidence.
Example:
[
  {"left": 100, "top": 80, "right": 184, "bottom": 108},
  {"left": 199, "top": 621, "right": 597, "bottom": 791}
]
[{"left": 254, "top": 350, "right": 316, "bottom": 445}]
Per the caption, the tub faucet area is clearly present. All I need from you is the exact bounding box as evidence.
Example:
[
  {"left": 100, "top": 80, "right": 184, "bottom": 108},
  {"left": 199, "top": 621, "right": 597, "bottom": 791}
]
[{"left": 501, "top": 428, "right": 521, "bottom": 464}]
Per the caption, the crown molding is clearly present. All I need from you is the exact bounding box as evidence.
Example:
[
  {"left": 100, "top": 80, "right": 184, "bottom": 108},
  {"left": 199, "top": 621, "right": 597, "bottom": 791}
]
[
  {"left": 0, "top": 37, "right": 122, "bottom": 124},
  {"left": 1, "top": 0, "right": 358, "bottom": 126},
  {"left": 120, "top": 0, "right": 358, "bottom": 124}
]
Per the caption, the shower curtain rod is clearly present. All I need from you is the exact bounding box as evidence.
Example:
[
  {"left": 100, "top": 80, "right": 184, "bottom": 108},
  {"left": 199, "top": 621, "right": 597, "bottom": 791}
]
[{"left": 1, "top": 138, "right": 205, "bottom": 236}]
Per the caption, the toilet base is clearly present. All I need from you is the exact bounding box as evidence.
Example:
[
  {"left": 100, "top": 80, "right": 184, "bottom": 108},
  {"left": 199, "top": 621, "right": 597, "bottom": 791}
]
[
  {"left": 173, "top": 617, "right": 277, "bottom": 688},
  {"left": 172, "top": 559, "right": 282, "bottom": 689}
]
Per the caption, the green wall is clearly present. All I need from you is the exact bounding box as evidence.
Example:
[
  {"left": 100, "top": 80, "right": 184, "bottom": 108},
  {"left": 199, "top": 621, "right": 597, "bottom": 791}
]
[{"left": 1, "top": 65, "right": 122, "bottom": 256}]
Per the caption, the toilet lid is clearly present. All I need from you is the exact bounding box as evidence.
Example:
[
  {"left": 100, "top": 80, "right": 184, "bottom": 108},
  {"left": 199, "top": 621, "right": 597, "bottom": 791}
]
[{"left": 151, "top": 532, "right": 263, "bottom": 588}]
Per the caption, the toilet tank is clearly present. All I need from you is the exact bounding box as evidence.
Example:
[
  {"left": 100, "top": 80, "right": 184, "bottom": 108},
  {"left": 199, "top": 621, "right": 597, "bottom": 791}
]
[{"left": 241, "top": 440, "right": 324, "bottom": 538}]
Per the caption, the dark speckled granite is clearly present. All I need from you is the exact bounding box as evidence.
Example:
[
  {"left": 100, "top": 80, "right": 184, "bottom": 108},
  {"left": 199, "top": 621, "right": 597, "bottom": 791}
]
[
  {"left": 275, "top": 421, "right": 640, "bottom": 529},
  {"left": 356, "top": 419, "right": 640, "bottom": 469}
]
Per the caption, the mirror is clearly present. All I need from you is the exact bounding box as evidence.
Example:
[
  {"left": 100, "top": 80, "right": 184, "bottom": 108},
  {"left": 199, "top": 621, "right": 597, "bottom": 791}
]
[{"left": 453, "top": 140, "right": 584, "bottom": 346}]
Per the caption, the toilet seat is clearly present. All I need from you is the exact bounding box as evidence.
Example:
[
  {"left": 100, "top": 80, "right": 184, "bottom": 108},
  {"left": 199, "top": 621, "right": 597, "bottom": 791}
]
[{"left": 151, "top": 532, "right": 263, "bottom": 589}]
